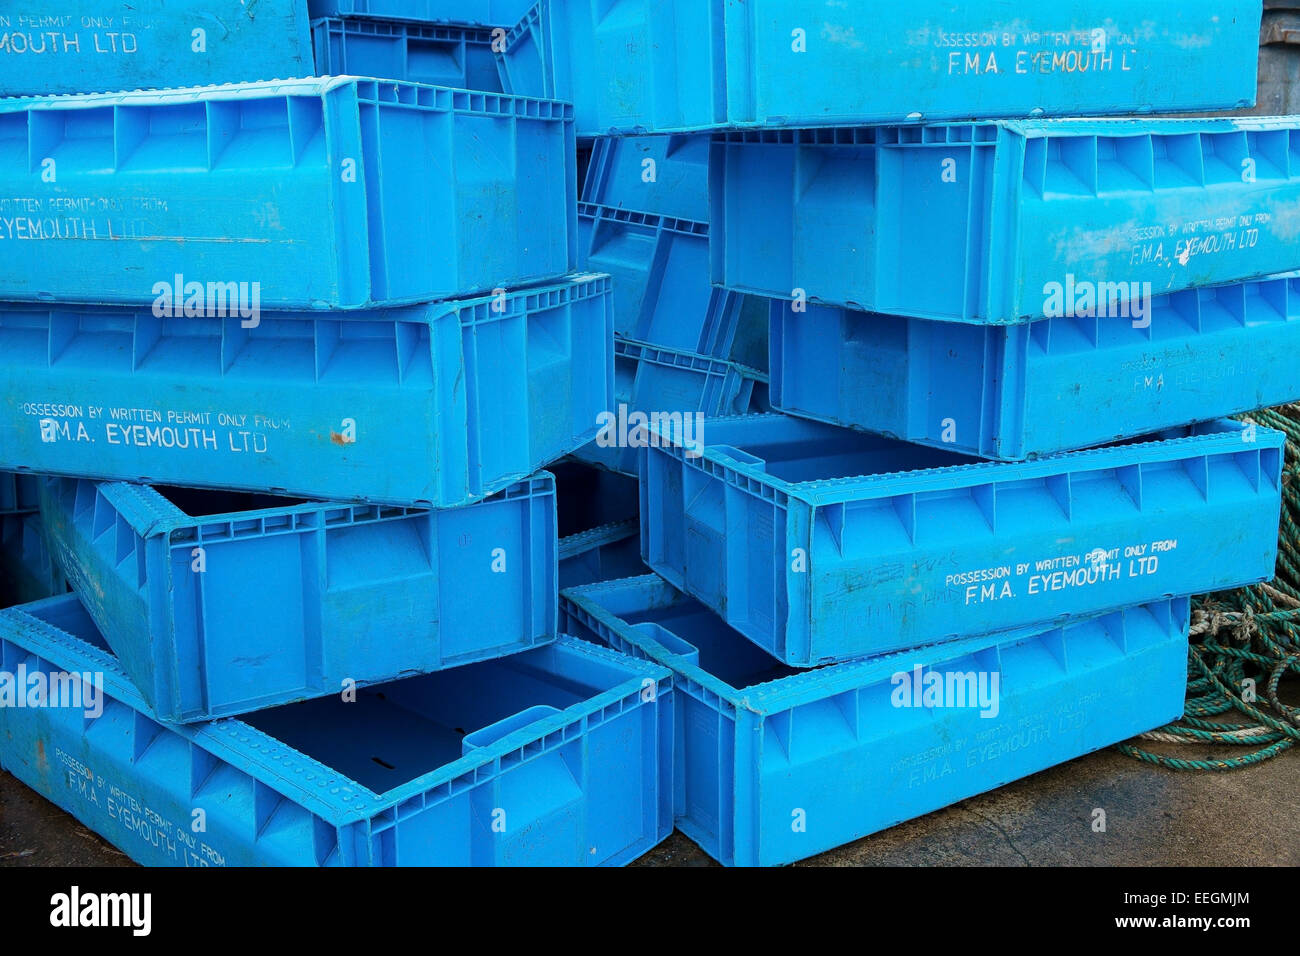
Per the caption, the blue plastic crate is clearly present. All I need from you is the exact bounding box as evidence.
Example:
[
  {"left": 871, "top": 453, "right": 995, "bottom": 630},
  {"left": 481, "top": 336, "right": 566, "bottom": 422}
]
[
  {"left": 309, "top": 0, "right": 530, "bottom": 25},
  {"left": 562, "top": 575, "right": 1189, "bottom": 867},
  {"left": 0, "top": 275, "right": 613, "bottom": 507},
  {"left": 0, "top": 513, "right": 66, "bottom": 607},
  {"left": 579, "top": 203, "right": 764, "bottom": 365},
  {"left": 582, "top": 135, "right": 710, "bottom": 225},
  {"left": 0, "top": 2, "right": 313, "bottom": 97},
  {"left": 0, "top": 472, "right": 39, "bottom": 515},
  {"left": 770, "top": 274, "right": 1300, "bottom": 461},
  {"left": 39, "top": 474, "right": 557, "bottom": 723},
  {"left": 312, "top": 18, "right": 504, "bottom": 91},
  {"left": 572, "top": 338, "right": 767, "bottom": 477},
  {"left": 0, "top": 77, "right": 575, "bottom": 309},
  {"left": 713, "top": 119, "right": 1300, "bottom": 324},
  {"left": 642, "top": 414, "right": 1283, "bottom": 666},
  {"left": 559, "top": 519, "right": 643, "bottom": 590},
  {"left": 501, "top": 0, "right": 1261, "bottom": 137},
  {"left": 0, "top": 594, "right": 673, "bottom": 866}
]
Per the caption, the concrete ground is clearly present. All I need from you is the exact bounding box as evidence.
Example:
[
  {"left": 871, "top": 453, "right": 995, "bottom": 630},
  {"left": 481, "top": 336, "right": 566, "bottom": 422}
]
[{"left": 4, "top": 743, "right": 1296, "bottom": 867}]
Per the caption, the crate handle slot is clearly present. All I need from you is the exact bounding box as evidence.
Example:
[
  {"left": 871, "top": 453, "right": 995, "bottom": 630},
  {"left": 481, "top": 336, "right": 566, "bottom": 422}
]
[
  {"left": 710, "top": 445, "right": 765, "bottom": 469},
  {"left": 632, "top": 622, "right": 700, "bottom": 665},
  {"left": 462, "top": 705, "right": 562, "bottom": 753}
]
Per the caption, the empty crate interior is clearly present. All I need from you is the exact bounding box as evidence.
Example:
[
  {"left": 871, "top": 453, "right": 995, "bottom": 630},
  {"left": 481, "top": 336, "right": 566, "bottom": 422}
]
[
  {"left": 553, "top": 461, "right": 639, "bottom": 536},
  {"left": 152, "top": 485, "right": 311, "bottom": 517},
  {"left": 23, "top": 597, "right": 628, "bottom": 797},
  {"left": 25, "top": 594, "right": 114, "bottom": 654},
  {"left": 617, "top": 591, "right": 800, "bottom": 689},
  {"left": 714, "top": 426, "right": 977, "bottom": 483},
  {"left": 709, "top": 420, "right": 1225, "bottom": 485},
  {"left": 243, "top": 656, "right": 601, "bottom": 794}
]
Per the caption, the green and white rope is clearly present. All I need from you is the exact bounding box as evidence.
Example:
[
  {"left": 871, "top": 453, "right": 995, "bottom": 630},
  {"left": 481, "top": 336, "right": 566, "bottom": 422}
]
[{"left": 1117, "top": 405, "right": 1300, "bottom": 771}]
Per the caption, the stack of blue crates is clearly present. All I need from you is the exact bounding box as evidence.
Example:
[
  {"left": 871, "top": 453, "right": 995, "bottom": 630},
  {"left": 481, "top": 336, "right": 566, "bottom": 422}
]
[
  {"left": 527, "top": 1, "right": 1295, "bottom": 866},
  {"left": 0, "top": 0, "right": 674, "bottom": 866},
  {"left": 0, "top": 0, "right": 1295, "bottom": 869}
]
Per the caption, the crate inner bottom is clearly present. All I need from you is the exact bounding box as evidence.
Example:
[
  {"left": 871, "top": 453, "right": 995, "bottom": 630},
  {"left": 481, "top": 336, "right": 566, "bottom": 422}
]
[
  {"left": 242, "top": 658, "right": 606, "bottom": 794},
  {"left": 619, "top": 594, "right": 802, "bottom": 688}
]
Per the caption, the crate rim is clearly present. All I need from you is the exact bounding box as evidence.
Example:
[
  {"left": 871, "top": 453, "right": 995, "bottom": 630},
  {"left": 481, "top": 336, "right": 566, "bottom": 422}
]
[
  {"left": 0, "top": 272, "right": 611, "bottom": 324},
  {"left": 558, "top": 518, "right": 638, "bottom": 561},
  {"left": 53, "top": 472, "right": 557, "bottom": 540},
  {"left": 311, "top": 14, "right": 501, "bottom": 41},
  {"left": 648, "top": 414, "right": 1283, "bottom": 506},
  {"left": 579, "top": 200, "right": 709, "bottom": 237},
  {"left": 0, "top": 73, "right": 576, "bottom": 114},
  {"left": 759, "top": 270, "right": 1300, "bottom": 315},
  {"left": 615, "top": 335, "right": 768, "bottom": 383},
  {"left": 708, "top": 114, "right": 1300, "bottom": 143}
]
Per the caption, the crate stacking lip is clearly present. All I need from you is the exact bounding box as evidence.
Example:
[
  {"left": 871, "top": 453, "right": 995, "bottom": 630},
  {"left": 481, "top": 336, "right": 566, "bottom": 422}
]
[
  {"left": 582, "top": 135, "right": 711, "bottom": 225},
  {"left": 312, "top": 17, "right": 506, "bottom": 92},
  {"left": 770, "top": 273, "right": 1300, "bottom": 461},
  {"left": 641, "top": 414, "right": 1283, "bottom": 667},
  {"left": 578, "top": 202, "right": 764, "bottom": 366},
  {"left": 308, "top": 0, "right": 532, "bottom": 25},
  {"left": 571, "top": 338, "right": 767, "bottom": 478},
  {"left": 561, "top": 575, "right": 1189, "bottom": 867},
  {"left": 0, "top": 594, "right": 673, "bottom": 866},
  {"left": 0, "top": 472, "right": 40, "bottom": 515},
  {"left": 711, "top": 118, "right": 1300, "bottom": 324},
  {"left": 499, "top": 0, "right": 1262, "bottom": 137},
  {"left": 0, "top": 274, "right": 613, "bottom": 508},
  {"left": 39, "top": 473, "right": 557, "bottom": 723},
  {"left": 0, "top": 76, "right": 576, "bottom": 310},
  {"left": 0, "top": 1, "right": 314, "bottom": 98},
  {"left": 559, "top": 519, "right": 643, "bottom": 590},
  {"left": 0, "top": 513, "right": 67, "bottom": 607}
]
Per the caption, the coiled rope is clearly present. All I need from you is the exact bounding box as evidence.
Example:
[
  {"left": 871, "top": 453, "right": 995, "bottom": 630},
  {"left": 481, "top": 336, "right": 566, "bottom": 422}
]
[{"left": 1117, "top": 405, "right": 1300, "bottom": 771}]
